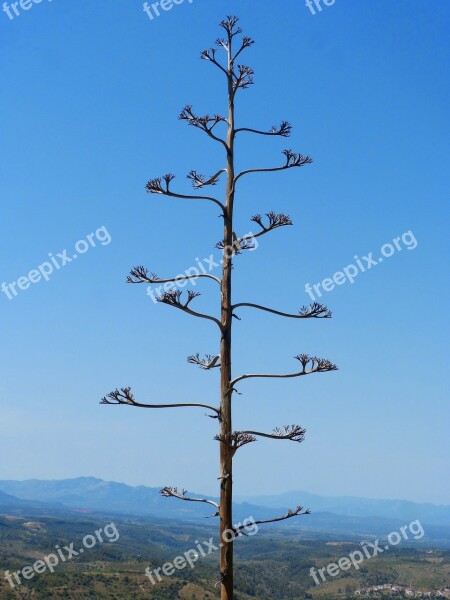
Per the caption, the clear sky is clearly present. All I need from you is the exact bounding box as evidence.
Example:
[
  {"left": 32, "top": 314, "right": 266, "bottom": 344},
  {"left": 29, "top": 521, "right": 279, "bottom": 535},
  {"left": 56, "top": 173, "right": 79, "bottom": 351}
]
[{"left": 0, "top": 0, "right": 449, "bottom": 505}]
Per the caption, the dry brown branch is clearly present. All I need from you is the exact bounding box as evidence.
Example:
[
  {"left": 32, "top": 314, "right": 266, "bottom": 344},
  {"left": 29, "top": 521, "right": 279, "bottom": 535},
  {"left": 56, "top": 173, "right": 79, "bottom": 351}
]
[
  {"left": 234, "top": 150, "right": 313, "bottom": 185},
  {"left": 235, "top": 121, "right": 292, "bottom": 137},
  {"left": 187, "top": 169, "right": 227, "bottom": 189},
  {"left": 100, "top": 387, "right": 220, "bottom": 416},
  {"left": 241, "top": 425, "right": 306, "bottom": 444},
  {"left": 179, "top": 106, "right": 228, "bottom": 150},
  {"left": 214, "top": 431, "right": 257, "bottom": 456},
  {"left": 233, "top": 506, "right": 311, "bottom": 535},
  {"left": 157, "top": 290, "right": 223, "bottom": 329},
  {"left": 188, "top": 354, "right": 221, "bottom": 370},
  {"left": 146, "top": 173, "right": 226, "bottom": 213},
  {"left": 127, "top": 265, "right": 221, "bottom": 286},
  {"left": 161, "top": 486, "right": 219, "bottom": 510},
  {"left": 231, "top": 354, "right": 337, "bottom": 387},
  {"left": 232, "top": 301, "right": 332, "bottom": 320}
]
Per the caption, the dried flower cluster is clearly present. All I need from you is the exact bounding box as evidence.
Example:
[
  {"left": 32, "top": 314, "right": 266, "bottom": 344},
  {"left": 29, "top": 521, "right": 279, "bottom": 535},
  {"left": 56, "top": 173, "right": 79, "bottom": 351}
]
[
  {"left": 295, "top": 354, "right": 338, "bottom": 373},
  {"left": 251, "top": 211, "right": 293, "bottom": 231},
  {"left": 158, "top": 289, "right": 200, "bottom": 308},
  {"left": 101, "top": 387, "right": 135, "bottom": 406},
  {"left": 298, "top": 302, "right": 332, "bottom": 319},
  {"left": 187, "top": 354, "right": 221, "bottom": 370},
  {"left": 215, "top": 431, "right": 257, "bottom": 455}
]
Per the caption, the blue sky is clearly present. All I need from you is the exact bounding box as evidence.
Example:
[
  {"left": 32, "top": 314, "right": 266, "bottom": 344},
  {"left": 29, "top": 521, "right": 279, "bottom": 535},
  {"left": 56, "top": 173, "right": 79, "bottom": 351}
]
[{"left": 0, "top": 0, "right": 449, "bottom": 504}]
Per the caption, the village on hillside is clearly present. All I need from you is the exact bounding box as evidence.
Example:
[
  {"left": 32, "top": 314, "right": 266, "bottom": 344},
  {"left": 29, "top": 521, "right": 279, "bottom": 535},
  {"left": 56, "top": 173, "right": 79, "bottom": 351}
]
[{"left": 354, "top": 584, "right": 450, "bottom": 598}]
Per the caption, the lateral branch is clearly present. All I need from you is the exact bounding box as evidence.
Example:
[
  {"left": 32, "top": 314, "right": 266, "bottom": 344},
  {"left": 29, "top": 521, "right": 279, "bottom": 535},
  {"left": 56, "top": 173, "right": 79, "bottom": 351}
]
[
  {"left": 157, "top": 290, "right": 222, "bottom": 329},
  {"left": 100, "top": 387, "right": 220, "bottom": 416},
  {"left": 235, "top": 121, "right": 292, "bottom": 138},
  {"left": 146, "top": 173, "right": 226, "bottom": 213},
  {"left": 127, "top": 265, "right": 221, "bottom": 287},
  {"left": 231, "top": 354, "right": 338, "bottom": 387},
  {"left": 235, "top": 149, "right": 313, "bottom": 184},
  {"left": 214, "top": 432, "right": 257, "bottom": 456},
  {"left": 232, "top": 301, "right": 332, "bottom": 320},
  {"left": 188, "top": 354, "right": 221, "bottom": 370},
  {"left": 161, "top": 486, "right": 220, "bottom": 511},
  {"left": 179, "top": 106, "right": 228, "bottom": 151},
  {"left": 216, "top": 212, "right": 294, "bottom": 254},
  {"left": 241, "top": 425, "right": 306, "bottom": 444},
  {"left": 233, "top": 506, "right": 311, "bottom": 535},
  {"left": 187, "top": 169, "right": 227, "bottom": 189}
]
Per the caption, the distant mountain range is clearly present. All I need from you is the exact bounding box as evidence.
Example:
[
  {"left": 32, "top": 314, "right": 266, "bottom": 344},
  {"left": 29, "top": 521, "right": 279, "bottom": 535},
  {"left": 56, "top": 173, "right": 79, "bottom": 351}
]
[
  {"left": 0, "top": 477, "right": 266, "bottom": 522},
  {"left": 0, "top": 478, "right": 449, "bottom": 539},
  {"left": 0, "top": 489, "right": 64, "bottom": 510},
  {"left": 236, "top": 490, "right": 450, "bottom": 527}
]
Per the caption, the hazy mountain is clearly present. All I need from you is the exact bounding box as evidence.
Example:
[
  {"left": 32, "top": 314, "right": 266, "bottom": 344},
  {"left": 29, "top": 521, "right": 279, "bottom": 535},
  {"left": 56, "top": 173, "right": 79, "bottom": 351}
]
[
  {"left": 236, "top": 490, "right": 450, "bottom": 527},
  {"left": 0, "top": 478, "right": 449, "bottom": 531},
  {"left": 0, "top": 489, "right": 64, "bottom": 511},
  {"left": 0, "top": 477, "right": 266, "bottom": 521},
  {"left": 0, "top": 490, "right": 23, "bottom": 505},
  {"left": 0, "top": 477, "right": 164, "bottom": 514}
]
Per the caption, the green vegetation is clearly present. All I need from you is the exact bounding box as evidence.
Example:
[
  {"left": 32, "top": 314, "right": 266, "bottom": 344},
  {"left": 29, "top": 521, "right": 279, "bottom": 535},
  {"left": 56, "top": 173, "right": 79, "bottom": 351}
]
[{"left": 0, "top": 514, "right": 448, "bottom": 599}]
